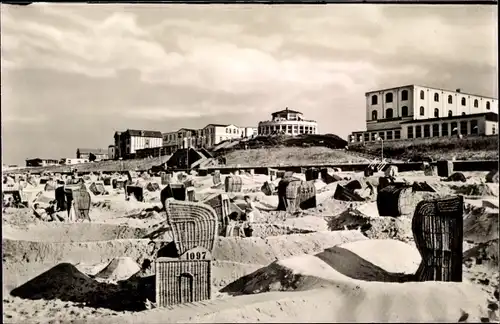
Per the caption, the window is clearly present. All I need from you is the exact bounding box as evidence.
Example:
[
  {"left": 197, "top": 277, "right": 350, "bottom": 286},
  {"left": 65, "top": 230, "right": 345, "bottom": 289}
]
[
  {"left": 402, "top": 106, "right": 408, "bottom": 117},
  {"left": 372, "top": 110, "right": 378, "bottom": 120},
  {"left": 462, "top": 112, "right": 466, "bottom": 116},
  {"left": 486, "top": 101, "right": 491, "bottom": 110},
  {"left": 451, "top": 122, "right": 458, "bottom": 134},
  {"left": 448, "top": 95, "right": 453, "bottom": 104},
  {"left": 420, "top": 90, "right": 425, "bottom": 100},
  {"left": 386, "top": 108, "right": 394, "bottom": 119},
  {"left": 416, "top": 125, "right": 422, "bottom": 138},
  {"left": 434, "top": 93, "right": 439, "bottom": 102},
  {"left": 461, "top": 97, "right": 466, "bottom": 106},
  {"left": 423, "top": 125, "right": 430, "bottom": 137},
  {"left": 220, "top": 137, "right": 223, "bottom": 141},
  {"left": 386, "top": 131, "right": 393, "bottom": 140},
  {"left": 394, "top": 130, "right": 401, "bottom": 139},
  {"left": 442, "top": 123, "right": 449, "bottom": 136},
  {"left": 493, "top": 125, "right": 496, "bottom": 135},
  {"left": 371, "top": 95, "right": 378, "bottom": 105},
  {"left": 371, "top": 133, "right": 377, "bottom": 141},
  {"left": 364, "top": 133, "right": 370, "bottom": 142},
  {"left": 432, "top": 124, "right": 440, "bottom": 137},
  {"left": 401, "top": 90, "right": 408, "bottom": 101},
  {"left": 378, "top": 132, "right": 385, "bottom": 140},
  {"left": 419, "top": 106, "right": 425, "bottom": 116},
  {"left": 448, "top": 110, "right": 453, "bottom": 117},
  {"left": 460, "top": 121, "right": 468, "bottom": 135},
  {"left": 470, "top": 120, "right": 478, "bottom": 134},
  {"left": 385, "top": 93, "right": 393, "bottom": 103},
  {"left": 407, "top": 126, "right": 414, "bottom": 139},
  {"left": 434, "top": 108, "right": 439, "bottom": 118},
  {"left": 474, "top": 99, "right": 479, "bottom": 108}
]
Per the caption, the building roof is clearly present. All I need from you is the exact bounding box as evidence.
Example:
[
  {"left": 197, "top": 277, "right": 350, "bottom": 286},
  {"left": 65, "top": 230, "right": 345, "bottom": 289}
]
[
  {"left": 272, "top": 107, "right": 302, "bottom": 115},
  {"left": 204, "top": 123, "right": 229, "bottom": 128},
  {"left": 77, "top": 148, "right": 108, "bottom": 155},
  {"left": 178, "top": 128, "right": 198, "bottom": 132},
  {"left": 25, "top": 158, "right": 59, "bottom": 161},
  {"left": 124, "top": 129, "right": 163, "bottom": 138},
  {"left": 366, "top": 84, "right": 497, "bottom": 100},
  {"left": 400, "top": 112, "right": 498, "bottom": 124}
]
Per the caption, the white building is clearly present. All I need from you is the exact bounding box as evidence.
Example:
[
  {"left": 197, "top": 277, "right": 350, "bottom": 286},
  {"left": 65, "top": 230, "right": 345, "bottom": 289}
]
[
  {"left": 114, "top": 129, "right": 163, "bottom": 159},
  {"left": 200, "top": 124, "right": 243, "bottom": 148},
  {"left": 258, "top": 108, "right": 318, "bottom": 136},
  {"left": 62, "top": 158, "right": 89, "bottom": 165},
  {"left": 350, "top": 85, "right": 498, "bottom": 143}
]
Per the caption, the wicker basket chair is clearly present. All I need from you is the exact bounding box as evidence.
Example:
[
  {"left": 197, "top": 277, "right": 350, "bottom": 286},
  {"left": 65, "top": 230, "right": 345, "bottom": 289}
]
[
  {"left": 297, "top": 180, "right": 317, "bottom": 210},
  {"left": 277, "top": 177, "right": 303, "bottom": 212},
  {"left": 89, "top": 181, "right": 106, "bottom": 195},
  {"left": 377, "top": 184, "right": 421, "bottom": 217},
  {"left": 164, "top": 198, "right": 219, "bottom": 256},
  {"left": 412, "top": 195, "right": 464, "bottom": 282},
  {"left": 224, "top": 175, "right": 243, "bottom": 193},
  {"left": 203, "top": 193, "right": 230, "bottom": 236}
]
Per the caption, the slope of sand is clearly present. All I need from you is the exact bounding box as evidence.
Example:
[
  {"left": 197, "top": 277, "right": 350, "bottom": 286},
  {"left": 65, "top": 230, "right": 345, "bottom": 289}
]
[
  {"left": 463, "top": 206, "right": 499, "bottom": 244},
  {"left": 3, "top": 223, "right": 149, "bottom": 242},
  {"left": 84, "top": 282, "right": 490, "bottom": 324},
  {"left": 95, "top": 257, "right": 141, "bottom": 282},
  {"left": 222, "top": 239, "right": 420, "bottom": 295}
]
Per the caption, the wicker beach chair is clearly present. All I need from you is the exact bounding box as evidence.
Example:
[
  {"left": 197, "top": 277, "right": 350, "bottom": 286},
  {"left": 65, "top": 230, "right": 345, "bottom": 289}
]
[
  {"left": 377, "top": 184, "right": 421, "bottom": 217},
  {"left": 224, "top": 175, "right": 243, "bottom": 193},
  {"left": 412, "top": 195, "right": 464, "bottom": 282},
  {"left": 164, "top": 198, "right": 218, "bottom": 256}
]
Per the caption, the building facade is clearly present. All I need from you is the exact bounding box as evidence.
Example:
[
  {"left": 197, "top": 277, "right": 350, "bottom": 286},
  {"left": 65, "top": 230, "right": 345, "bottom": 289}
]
[
  {"left": 114, "top": 129, "right": 163, "bottom": 159},
  {"left": 350, "top": 85, "right": 498, "bottom": 143},
  {"left": 108, "top": 145, "right": 116, "bottom": 160},
  {"left": 258, "top": 108, "right": 318, "bottom": 136},
  {"left": 62, "top": 158, "right": 90, "bottom": 165},
  {"left": 25, "top": 158, "right": 59, "bottom": 167},
  {"left": 76, "top": 148, "right": 108, "bottom": 161}
]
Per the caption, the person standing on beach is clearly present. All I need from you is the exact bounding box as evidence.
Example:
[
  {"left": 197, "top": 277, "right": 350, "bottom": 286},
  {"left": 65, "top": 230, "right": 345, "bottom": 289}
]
[{"left": 243, "top": 195, "right": 256, "bottom": 237}]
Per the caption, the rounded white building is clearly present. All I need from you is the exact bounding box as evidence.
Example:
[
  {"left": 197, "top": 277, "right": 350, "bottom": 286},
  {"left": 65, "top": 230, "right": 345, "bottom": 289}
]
[{"left": 258, "top": 108, "right": 318, "bottom": 136}]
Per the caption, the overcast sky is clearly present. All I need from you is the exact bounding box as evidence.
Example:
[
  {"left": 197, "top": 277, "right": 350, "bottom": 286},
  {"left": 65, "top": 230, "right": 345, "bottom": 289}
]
[{"left": 1, "top": 4, "right": 497, "bottom": 165}]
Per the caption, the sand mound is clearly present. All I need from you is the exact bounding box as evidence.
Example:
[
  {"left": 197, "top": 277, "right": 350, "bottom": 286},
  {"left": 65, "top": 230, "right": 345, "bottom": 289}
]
[
  {"left": 213, "top": 230, "right": 367, "bottom": 265},
  {"left": 89, "top": 282, "right": 490, "bottom": 323},
  {"left": 222, "top": 239, "right": 419, "bottom": 295},
  {"left": 464, "top": 206, "right": 499, "bottom": 244},
  {"left": 10, "top": 263, "right": 105, "bottom": 302},
  {"left": 464, "top": 239, "right": 499, "bottom": 268},
  {"left": 250, "top": 223, "right": 315, "bottom": 238},
  {"left": 2, "top": 223, "right": 149, "bottom": 242},
  {"left": 95, "top": 257, "right": 141, "bottom": 282},
  {"left": 450, "top": 183, "right": 499, "bottom": 197},
  {"left": 326, "top": 206, "right": 413, "bottom": 242},
  {"left": 334, "top": 239, "right": 421, "bottom": 274}
]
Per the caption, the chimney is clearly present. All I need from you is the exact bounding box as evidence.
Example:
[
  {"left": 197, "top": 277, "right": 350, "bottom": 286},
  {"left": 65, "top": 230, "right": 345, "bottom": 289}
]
[{"left": 456, "top": 88, "right": 461, "bottom": 93}]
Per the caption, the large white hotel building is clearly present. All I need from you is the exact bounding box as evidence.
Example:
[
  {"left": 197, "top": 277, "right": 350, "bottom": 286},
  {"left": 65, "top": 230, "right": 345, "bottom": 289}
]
[{"left": 349, "top": 85, "right": 498, "bottom": 143}]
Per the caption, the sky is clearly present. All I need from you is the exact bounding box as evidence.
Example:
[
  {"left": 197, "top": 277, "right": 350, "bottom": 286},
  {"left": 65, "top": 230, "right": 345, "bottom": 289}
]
[{"left": 1, "top": 4, "right": 498, "bottom": 165}]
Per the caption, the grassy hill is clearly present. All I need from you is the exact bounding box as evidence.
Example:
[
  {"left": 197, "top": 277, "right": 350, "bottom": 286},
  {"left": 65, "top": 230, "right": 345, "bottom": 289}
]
[
  {"left": 348, "top": 135, "right": 498, "bottom": 161},
  {"left": 224, "top": 146, "right": 369, "bottom": 167},
  {"left": 4, "top": 155, "right": 171, "bottom": 174}
]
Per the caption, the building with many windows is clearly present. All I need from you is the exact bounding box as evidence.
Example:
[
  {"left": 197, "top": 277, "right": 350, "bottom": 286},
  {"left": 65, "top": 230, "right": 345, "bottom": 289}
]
[
  {"left": 349, "top": 85, "right": 498, "bottom": 143},
  {"left": 258, "top": 108, "right": 318, "bottom": 136},
  {"left": 113, "top": 129, "right": 163, "bottom": 159}
]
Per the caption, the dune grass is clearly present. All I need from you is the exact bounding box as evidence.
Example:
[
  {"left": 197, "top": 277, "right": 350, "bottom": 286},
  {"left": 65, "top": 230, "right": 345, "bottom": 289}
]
[
  {"left": 224, "top": 147, "right": 369, "bottom": 167},
  {"left": 6, "top": 155, "right": 171, "bottom": 174},
  {"left": 349, "top": 135, "right": 498, "bottom": 161}
]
